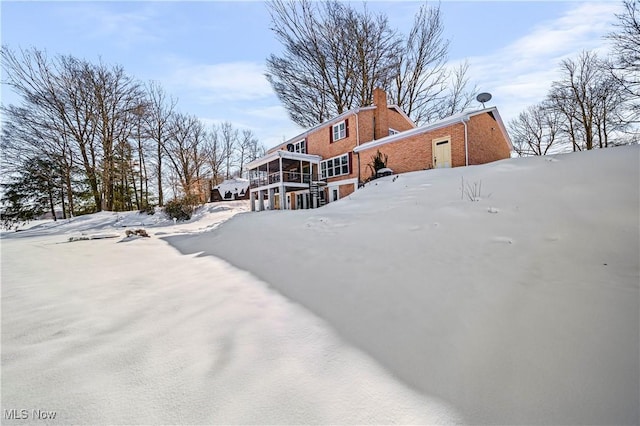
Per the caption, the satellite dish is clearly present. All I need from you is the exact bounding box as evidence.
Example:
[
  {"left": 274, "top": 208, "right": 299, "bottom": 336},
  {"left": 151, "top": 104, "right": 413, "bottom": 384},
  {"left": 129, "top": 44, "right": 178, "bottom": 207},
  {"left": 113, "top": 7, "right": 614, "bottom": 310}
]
[
  {"left": 286, "top": 143, "right": 294, "bottom": 152},
  {"left": 476, "top": 92, "right": 492, "bottom": 108}
]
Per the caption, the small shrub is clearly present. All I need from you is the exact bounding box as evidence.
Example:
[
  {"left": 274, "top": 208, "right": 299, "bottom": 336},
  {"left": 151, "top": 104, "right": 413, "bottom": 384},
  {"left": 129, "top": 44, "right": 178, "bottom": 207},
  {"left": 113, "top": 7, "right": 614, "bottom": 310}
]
[
  {"left": 367, "top": 150, "right": 389, "bottom": 179},
  {"left": 461, "top": 176, "right": 483, "bottom": 202},
  {"left": 163, "top": 195, "right": 199, "bottom": 221},
  {"left": 139, "top": 203, "right": 155, "bottom": 215}
]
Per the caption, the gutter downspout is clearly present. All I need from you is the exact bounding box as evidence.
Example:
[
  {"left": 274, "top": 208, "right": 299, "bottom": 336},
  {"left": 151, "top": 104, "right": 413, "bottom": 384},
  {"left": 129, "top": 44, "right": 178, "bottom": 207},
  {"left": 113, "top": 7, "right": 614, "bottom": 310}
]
[
  {"left": 462, "top": 116, "right": 470, "bottom": 166},
  {"left": 354, "top": 111, "right": 361, "bottom": 187}
]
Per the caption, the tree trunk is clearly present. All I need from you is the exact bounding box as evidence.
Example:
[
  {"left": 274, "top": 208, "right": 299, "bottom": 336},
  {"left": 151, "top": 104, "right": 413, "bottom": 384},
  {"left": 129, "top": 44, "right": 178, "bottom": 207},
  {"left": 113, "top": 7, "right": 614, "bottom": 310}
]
[
  {"left": 60, "top": 183, "right": 67, "bottom": 219},
  {"left": 48, "top": 183, "right": 56, "bottom": 222},
  {"left": 79, "top": 144, "right": 102, "bottom": 211},
  {"left": 157, "top": 143, "right": 164, "bottom": 207},
  {"left": 65, "top": 170, "right": 74, "bottom": 217}
]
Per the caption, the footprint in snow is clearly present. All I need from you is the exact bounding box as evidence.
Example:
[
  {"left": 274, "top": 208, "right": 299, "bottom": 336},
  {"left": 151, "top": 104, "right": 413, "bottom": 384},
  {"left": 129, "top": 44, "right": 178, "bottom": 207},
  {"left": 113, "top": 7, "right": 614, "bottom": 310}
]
[{"left": 491, "top": 236, "right": 513, "bottom": 244}]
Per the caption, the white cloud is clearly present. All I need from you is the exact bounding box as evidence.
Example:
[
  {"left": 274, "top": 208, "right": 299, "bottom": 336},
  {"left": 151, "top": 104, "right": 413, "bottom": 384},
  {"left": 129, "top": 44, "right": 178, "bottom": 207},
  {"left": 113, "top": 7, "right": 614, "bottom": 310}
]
[
  {"left": 170, "top": 62, "right": 274, "bottom": 103},
  {"left": 466, "top": 2, "right": 623, "bottom": 122},
  {"left": 56, "top": 3, "right": 160, "bottom": 47},
  {"left": 164, "top": 61, "right": 304, "bottom": 147}
]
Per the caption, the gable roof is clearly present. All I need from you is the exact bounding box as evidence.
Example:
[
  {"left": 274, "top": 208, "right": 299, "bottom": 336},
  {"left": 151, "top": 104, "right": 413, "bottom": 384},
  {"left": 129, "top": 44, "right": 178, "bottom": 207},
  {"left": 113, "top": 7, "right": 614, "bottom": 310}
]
[
  {"left": 267, "top": 106, "right": 374, "bottom": 153},
  {"left": 267, "top": 104, "right": 415, "bottom": 153},
  {"left": 353, "top": 107, "right": 513, "bottom": 153},
  {"left": 246, "top": 148, "right": 322, "bottom": 170}
]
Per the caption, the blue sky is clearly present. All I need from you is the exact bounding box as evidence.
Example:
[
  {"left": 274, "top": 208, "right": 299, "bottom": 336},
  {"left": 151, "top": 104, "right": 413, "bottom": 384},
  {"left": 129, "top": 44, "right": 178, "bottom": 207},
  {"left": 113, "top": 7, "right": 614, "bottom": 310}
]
[{"left": 1, "top": 1, "right": 623, "bottom": 149}]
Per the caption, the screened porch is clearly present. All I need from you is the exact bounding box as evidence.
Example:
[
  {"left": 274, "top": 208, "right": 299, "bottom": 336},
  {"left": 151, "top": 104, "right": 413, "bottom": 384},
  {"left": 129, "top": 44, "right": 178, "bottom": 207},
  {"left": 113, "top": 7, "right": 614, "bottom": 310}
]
[{"left": 246, "top": 150, "right": 326, "bottom": 211}]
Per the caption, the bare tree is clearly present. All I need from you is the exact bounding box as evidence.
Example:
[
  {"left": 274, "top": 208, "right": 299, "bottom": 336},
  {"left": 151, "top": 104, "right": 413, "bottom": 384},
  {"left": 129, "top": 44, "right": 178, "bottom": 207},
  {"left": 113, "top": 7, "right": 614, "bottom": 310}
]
[
  {"left": 266, "top": 0, "right": 366, "bottom": 126},
  {"left": 592, "top": 67, "right": 630, "bottom": 148},
  {"left": 203, "top": 124, "right": 225, "bottom": 187},
  {"left": 236, "top": 129, "right": 259, "bottom": 177},
  {"left": 437, "top": 60, "right": 477, "bottom": 119},
  {"left": 607, "top": 0, "right": 640, "bottom": 123},
  {"left": 509, "top": 102, "right": 561, "bottom": 156},
  {"left": 389, "top": 3, "right": 448, "bottom": 124},
  {"left": 548, "top": 51, "right": 629, "bottom": 151},
  {"left": 143, "top": 81, "right": 177, "bottom": 207},
  {"left": 266, "top": 0, "right": 471, "bottom": 127},
  {"left": 550, "top": 51, "right": 602, "bottom": 150},
  {"left": 248, "top": 136, "right": 266, "bottom": 164},
  {"left": 219, "top": 121, "right": 238, "bottom": 179},
  {"left": 87, "top": 61, "right": 145, "bottom": 211},
  {"left": 163, "top": 113, "right": 207, "bottom": 198},
  {"left": 548, "top": 84, "right": 583, "bottom": 152},
  {"left": 1, "top": 48, "right": 99, "bottom": 212}
]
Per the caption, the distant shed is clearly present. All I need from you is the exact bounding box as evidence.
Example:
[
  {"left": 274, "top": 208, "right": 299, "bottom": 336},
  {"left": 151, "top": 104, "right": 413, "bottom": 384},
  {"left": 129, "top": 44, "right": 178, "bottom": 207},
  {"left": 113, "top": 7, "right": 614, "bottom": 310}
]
[{"left": 210, "top": 178, "right": 250, "bottom": 202}]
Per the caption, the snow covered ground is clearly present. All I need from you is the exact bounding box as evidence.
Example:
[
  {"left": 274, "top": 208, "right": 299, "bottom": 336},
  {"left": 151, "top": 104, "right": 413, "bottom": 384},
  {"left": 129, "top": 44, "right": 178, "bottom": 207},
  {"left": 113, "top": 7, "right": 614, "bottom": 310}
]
[
  {"left": 2, "top": 146, "right": 639, "bottom": 425},
  {"left": 2, "top": 202, "right": 459, "bottom": 424}
]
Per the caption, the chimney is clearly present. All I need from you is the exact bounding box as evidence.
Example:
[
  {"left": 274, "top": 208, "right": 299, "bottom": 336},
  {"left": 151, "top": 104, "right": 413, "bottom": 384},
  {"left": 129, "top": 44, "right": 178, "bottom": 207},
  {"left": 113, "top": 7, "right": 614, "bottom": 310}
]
[{"left": 373, "top": 88, "right": 389, "bottom": 140}]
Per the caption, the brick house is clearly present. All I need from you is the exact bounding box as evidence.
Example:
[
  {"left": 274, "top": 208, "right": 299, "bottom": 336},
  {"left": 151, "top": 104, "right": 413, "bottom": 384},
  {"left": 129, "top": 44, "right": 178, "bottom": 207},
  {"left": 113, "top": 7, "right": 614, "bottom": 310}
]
[{"left": 246, "top": 88, "right": 512, "bottom": 211}]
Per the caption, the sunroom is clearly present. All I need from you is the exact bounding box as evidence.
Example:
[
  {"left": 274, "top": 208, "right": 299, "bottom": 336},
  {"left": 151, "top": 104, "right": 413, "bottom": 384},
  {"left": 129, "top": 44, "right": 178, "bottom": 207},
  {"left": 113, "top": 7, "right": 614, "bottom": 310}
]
[{"left": 246, "top": 150, "right": 326, "bottom": 211}]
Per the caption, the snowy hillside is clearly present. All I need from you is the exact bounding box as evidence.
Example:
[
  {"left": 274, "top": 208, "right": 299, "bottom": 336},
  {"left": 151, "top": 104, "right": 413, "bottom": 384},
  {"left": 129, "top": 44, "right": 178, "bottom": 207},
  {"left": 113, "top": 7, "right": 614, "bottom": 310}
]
[
  {"left": 2, "top": 146, "right": 639, "bottom": 425},
  {"left": 165, "top": 145, "right": 639, "bottom": 425}
]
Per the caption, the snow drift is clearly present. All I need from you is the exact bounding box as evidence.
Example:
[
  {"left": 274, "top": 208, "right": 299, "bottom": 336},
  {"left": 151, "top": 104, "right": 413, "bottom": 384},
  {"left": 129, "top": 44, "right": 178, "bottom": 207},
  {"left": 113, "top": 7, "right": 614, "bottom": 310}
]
[
  {"left": 165, "top": 145, "right": 640, "bottom": 425},
  {"left": 2, "top": 202, "right": 459, "bottom": 424}
]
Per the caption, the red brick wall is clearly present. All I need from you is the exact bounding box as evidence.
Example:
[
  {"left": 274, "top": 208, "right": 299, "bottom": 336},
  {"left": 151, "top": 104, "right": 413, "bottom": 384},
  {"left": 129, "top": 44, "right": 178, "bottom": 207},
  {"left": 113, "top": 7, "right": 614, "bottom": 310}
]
[
  {"left": 467, "top": 112, "right": 511, "bottom": 164},
  {"left": 294, "top": 105, "right": 414, "bottom": 184},
  {"left": 388, "top": 109, "right": 415, "bottom": 133},
  {"left": 339, "top": 183, "right": 355, "bottom": 198},
  {"left": 373, "top": 89, "right": 389, "bottom": 140},
  {"left": 306, "top": 113, "right": 360, "bottom": 183},
  {"left": 355, "top": 114, "right": 511, "bottom": 181},
  {"left": 356, "top": 124, "right": 466, "bottom": 180}
]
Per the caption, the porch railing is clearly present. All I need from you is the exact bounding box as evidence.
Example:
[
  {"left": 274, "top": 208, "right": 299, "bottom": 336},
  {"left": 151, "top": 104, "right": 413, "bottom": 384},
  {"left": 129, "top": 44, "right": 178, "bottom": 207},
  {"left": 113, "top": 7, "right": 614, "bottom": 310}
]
[{"left": 250, "top": 172, "right": 324, "bottom": 188}]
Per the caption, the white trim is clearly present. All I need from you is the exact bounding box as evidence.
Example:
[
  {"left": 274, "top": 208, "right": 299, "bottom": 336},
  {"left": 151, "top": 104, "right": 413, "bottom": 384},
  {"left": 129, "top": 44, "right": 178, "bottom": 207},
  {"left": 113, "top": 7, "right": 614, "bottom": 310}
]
[
  {"left": 463, "top": 116, "right": 469, "bottom": 166},
  {"left": 325, "top": 178, "right": 358, "bottom": 203},
  {"left": 330, "top": 187, "right": 340, "bottom": 202},
  {"left": 353, "top": 106, "right": 512, "bottom": 154},
  {"left": 246, "top": 149, "right": 321, "bottom": 170},
  {"left": 326, "top": 177, "right": 358, "bottom": 188}
]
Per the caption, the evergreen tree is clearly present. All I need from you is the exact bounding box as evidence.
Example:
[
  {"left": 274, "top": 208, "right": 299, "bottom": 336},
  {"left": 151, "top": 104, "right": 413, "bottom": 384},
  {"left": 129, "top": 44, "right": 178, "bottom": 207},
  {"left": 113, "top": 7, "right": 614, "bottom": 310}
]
[{"left": 1, "top": 157, "right": 64, "bottom": 226}]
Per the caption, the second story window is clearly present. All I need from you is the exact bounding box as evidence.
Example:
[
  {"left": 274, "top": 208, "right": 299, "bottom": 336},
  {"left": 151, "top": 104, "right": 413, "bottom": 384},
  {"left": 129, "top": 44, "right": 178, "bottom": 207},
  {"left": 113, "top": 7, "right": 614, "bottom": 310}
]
[
  {"left": 331, "top": 120, "right": 348, "bottom": 142},
  {"left": 294, "top": 139, "right": 306, "bottom": 153}
]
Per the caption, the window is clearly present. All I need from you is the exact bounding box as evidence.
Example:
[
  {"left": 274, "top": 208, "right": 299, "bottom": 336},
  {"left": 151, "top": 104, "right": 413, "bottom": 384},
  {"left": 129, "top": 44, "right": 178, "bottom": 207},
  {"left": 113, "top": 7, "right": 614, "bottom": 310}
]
[
  {"left": 294, "top": 139, "right": 306, "bottom": 153},
  {"left": 389, "top": 128, "right": 399, "bottom": 136},
  {"left": 321, "top": 154, "right": 349, "bottom": 179},
  {"left": 332, "top": 120, "right": 346, "bottom": 142}
]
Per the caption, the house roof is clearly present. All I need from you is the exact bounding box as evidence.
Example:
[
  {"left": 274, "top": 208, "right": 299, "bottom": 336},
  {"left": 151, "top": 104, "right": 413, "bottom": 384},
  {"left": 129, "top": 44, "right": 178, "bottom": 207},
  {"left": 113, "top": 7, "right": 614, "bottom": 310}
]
[
  {"left": 267, "top": 104, "right": 412, "bottom": 153},
  {"left": 213, "top": 178, "right": 249, "bottom": 193},
  {"left": 246, "top": 149, "right": 322, "bottom": 170},
  {"left": 353, "top": 107, "right": 513, "bottom": 153}
]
